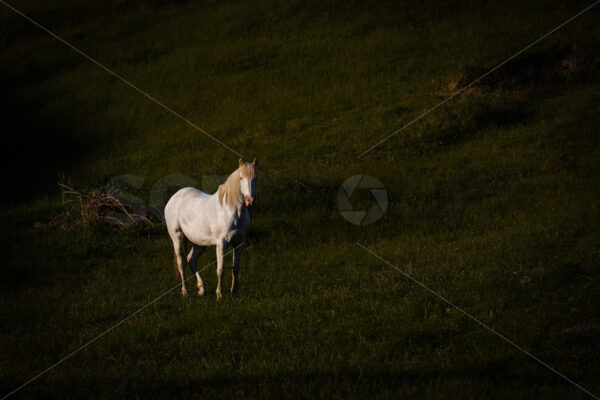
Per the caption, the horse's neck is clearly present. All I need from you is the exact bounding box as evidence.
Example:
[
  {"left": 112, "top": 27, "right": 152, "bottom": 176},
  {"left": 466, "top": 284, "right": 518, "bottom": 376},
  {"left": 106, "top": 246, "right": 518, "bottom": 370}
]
[
  {"left": 214, "top": 192, "right": 246, "bottom": 223},
  {"left": 217, "top": 168, "right": 243, "bottom": 210},
  {"left": 213, "top": 169, "right": 249, "bottom": 229}
]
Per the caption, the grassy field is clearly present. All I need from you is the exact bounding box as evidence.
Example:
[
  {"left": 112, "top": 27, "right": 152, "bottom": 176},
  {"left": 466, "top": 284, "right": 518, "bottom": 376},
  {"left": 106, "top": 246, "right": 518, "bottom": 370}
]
[{"left": 1, "top": 0, "right": 600, "bottom": 398}]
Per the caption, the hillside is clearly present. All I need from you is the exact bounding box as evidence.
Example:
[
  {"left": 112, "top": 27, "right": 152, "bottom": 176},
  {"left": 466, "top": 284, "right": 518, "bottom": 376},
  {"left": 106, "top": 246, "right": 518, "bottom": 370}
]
[{"left": 1, "top": 0, "right": 599, "bottom": 398}]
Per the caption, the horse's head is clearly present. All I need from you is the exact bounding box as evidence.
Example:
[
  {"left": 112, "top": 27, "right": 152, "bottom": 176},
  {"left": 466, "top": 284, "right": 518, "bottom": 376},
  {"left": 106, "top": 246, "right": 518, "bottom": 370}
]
[{"left": 238, "top": 158, "right": 257, "bottom": 206}]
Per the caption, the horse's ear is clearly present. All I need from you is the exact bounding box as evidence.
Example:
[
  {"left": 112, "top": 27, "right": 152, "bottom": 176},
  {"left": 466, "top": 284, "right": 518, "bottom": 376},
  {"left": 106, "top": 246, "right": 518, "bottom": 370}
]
[
  {"left": 239, "top": 158, "right": 243, "bottom": 167},
  {"left": 252, "top": 158, "right": 257, "bottom": 166}
]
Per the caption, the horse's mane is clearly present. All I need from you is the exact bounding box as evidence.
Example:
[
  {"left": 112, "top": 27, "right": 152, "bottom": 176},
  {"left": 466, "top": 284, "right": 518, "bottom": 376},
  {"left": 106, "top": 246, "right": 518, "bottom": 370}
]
[{"left": 217, "top": 163, "right": 256, "bottom": 209}]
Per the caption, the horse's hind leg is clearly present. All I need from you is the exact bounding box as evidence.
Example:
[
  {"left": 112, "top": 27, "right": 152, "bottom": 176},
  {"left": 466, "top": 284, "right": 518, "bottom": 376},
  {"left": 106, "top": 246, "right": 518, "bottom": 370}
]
[
  {"left": 172, "top": 232, "right": 188, "bottom": 296},
  {"left": 187, "top": 245, "right": 206, "bottom": 296}
]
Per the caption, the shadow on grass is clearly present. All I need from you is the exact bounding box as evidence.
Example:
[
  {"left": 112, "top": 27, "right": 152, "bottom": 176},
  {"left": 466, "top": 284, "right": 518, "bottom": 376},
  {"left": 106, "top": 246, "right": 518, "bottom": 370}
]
[
  {"left": 0, "top": 99, "right": 93, "bottom": 204},
  {"left": 0, "top": 51, "right": 100, "bottom": 205},
  {"left": 5, "top": 364, "right": 591, "bottom": 399}
]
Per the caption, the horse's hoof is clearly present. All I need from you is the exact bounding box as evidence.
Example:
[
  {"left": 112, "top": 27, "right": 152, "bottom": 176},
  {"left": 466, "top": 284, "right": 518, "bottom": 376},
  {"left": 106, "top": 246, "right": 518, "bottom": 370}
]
[
  {"left": 182, "top": 289, "right": 189, "bottom": 297},
  {"left": 197, "top": 289, "right": 205, "bottom": 297},
  {"left": 216, "top": 292, "right": 223, "bottom": 300}
]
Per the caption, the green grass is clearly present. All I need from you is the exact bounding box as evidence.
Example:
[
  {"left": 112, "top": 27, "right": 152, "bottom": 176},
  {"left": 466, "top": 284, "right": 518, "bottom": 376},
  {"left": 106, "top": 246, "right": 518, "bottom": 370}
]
[{"left": 1, "top": 0, "right": 600, "bottom": 398}]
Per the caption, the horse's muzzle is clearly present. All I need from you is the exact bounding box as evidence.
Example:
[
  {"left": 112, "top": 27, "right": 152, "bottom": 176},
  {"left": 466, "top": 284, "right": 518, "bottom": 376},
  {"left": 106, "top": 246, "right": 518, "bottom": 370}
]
[{"left": 245, "top": 195, "right": 254, "bottom": 206}]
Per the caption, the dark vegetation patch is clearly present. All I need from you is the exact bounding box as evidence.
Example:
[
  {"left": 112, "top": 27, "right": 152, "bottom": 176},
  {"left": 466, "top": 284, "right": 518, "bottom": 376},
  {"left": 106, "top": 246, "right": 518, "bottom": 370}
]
[
  {"left": 51, "top": 179, "right": 157, "bottom": 230},
  {"left": 419, "top": 98, "right": 530, "bottom": 147},
  {"left": 443, "top": 40, "right": 600, "bottom": 97}
]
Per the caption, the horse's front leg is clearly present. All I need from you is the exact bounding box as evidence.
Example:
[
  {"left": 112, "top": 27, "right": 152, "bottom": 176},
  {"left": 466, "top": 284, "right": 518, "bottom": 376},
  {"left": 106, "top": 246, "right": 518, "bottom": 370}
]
[
  {"left": 231, "top": 243, "right": 244, "bottom": 297},
  {"left": 215, "top": 241, "right": 226, "bottom": 300}
]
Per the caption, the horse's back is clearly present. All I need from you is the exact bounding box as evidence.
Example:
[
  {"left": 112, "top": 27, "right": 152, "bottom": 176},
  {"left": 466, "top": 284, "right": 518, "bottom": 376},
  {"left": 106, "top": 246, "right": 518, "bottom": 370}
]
[
  {"left": 164, "top": 187, "right": 210, "bottom": 229},
  {"left": 166, "top": 187, "right": 227, "bottom": 246}
]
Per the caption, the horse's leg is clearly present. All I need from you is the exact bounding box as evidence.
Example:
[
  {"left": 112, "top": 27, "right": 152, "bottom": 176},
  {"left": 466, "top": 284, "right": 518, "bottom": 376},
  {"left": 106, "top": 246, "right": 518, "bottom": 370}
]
[
  {"left": 187, "top": 245, "right": 206, "bottom": 296},
  {"left": 231, "top": 243, "right": 244, "bottom": 296},
  {"left": 215, "top": 241, "right": 226, "bottom": 300},
  {"left": 173, "top": 232, "right": 188, "bottom": 296}
]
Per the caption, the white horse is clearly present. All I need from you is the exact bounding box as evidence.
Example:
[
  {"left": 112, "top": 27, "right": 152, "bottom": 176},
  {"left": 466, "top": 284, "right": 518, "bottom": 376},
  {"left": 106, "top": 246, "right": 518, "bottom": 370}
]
[{"left": 165, "top": 159, "right": 257, "bottom": 299}]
